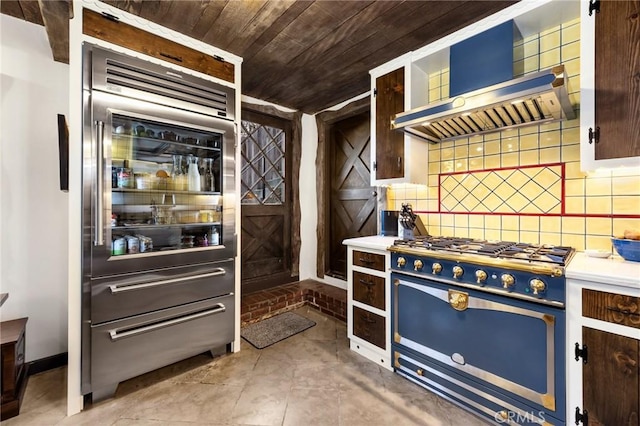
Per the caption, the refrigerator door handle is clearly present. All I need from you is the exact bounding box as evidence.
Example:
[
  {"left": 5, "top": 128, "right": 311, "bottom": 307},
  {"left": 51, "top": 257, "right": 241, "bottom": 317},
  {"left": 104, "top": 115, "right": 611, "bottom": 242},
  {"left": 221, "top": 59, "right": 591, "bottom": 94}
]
[
  {"left": 95, "top": 120, "right": 105, "bottom": 246},
  {"left": 108, "top": 268, "right": 226, "bottom": 294},
  {"left": 108, "top": 304, "right": 226, "bottom": 341}
]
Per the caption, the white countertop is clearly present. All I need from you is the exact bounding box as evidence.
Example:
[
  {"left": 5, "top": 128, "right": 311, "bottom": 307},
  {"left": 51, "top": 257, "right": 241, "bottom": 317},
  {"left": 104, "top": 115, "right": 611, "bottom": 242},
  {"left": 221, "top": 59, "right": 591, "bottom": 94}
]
[
  {"left": 566, "top": 252, "right": 640, "bottom": 289},
  {"left": 342, "top": 235, "right": 397, "bottom": 251}
]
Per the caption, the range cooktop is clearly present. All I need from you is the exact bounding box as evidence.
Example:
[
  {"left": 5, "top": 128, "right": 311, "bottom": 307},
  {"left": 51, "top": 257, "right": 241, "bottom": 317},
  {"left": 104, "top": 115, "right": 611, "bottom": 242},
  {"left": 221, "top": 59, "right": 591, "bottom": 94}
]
[{"left": 391, "top": 236, "right": 575, "bottom": 266}]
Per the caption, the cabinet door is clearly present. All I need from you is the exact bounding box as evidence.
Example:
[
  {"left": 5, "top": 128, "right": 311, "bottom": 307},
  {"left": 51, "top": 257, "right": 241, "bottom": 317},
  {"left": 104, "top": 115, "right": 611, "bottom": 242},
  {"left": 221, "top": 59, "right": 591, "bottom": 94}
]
[
  {"left": 375, "top": 68, "right": 405, "bottom": 180},
  {"left": 594, "top": 0, "right": 640, "bottom": 160},
  {"left": 582, "top": 327, "right": 639, "bottom": 425}
]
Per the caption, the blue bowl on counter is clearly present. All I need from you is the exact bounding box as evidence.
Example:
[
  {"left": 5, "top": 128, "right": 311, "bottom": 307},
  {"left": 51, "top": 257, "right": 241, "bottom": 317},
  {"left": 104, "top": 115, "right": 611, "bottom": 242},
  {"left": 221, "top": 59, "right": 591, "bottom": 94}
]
[{"left": 612, "top": 238, "right": 640, "bottom": 262}]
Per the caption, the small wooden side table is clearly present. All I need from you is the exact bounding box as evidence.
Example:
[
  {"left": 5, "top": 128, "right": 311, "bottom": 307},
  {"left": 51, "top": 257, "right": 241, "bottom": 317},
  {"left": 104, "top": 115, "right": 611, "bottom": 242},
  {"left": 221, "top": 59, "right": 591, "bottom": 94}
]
[{"left": 1, "top": 317, "right": 28, "bottom": 421}]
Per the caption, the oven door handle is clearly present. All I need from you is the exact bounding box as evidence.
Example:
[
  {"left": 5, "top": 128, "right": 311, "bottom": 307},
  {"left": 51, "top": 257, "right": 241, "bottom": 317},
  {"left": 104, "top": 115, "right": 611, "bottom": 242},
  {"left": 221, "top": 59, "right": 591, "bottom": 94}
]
[
  {"left": 109, "top": 269, "right": 226, "bottom": 294},
  {"left": 109, "top": 304, "right": 226, "bottom": 341}
]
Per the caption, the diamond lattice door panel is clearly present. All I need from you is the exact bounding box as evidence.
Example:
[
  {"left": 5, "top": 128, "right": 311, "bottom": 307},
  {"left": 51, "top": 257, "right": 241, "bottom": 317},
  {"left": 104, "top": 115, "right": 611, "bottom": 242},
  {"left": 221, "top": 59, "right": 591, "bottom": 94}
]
[
  {"left": 240, "top": 110, "right": 292, "bottom": 291},
  {"left": 439, "top": 163, "right": 564, "bottom": 214}
]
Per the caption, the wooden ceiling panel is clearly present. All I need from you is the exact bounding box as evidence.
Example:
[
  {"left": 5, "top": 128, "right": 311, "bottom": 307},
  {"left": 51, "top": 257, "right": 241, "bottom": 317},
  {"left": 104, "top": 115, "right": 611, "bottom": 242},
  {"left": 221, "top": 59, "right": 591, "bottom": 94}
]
[
  {"left": 1, "top": 1, "right": 27, "bottom": 21},
  {"left": 222, "top": 0, "right": 296, "bottom": 54},
  {"left": 19, "top": 0, "right": 46, "bottom": 25},
  {"left": 3, "top": 0, "right": 518, "bottom": 113},
  {"left": 200, "top": 0, "right": 269, "bottom": 50}
]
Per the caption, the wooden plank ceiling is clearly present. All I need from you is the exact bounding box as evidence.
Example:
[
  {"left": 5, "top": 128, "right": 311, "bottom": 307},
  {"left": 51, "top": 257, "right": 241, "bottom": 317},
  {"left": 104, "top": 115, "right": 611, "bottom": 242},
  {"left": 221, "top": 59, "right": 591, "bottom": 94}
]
[{"left": 1, "top": 0, "right": 517, "bottom": 114}]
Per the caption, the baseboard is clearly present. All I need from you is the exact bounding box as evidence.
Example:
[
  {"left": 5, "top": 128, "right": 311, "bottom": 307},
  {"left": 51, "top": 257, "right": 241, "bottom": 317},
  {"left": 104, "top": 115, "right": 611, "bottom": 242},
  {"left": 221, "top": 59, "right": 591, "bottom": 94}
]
[{"left": 28, "top": 352, "right": 68, "bottom": 376}]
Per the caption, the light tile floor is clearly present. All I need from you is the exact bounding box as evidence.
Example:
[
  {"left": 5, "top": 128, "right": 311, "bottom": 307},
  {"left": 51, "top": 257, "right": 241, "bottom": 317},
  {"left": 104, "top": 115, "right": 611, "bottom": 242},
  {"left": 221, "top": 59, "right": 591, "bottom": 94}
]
[{"left": 2, "top": 307, "right": 488, "bottom": 426}]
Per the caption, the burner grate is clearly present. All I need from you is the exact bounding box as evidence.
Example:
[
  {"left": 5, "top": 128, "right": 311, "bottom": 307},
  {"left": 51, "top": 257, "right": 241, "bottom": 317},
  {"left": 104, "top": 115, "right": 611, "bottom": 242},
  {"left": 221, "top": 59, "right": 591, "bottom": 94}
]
[{"left": 392, "top": 236, "right": 575, "bottom": 266}]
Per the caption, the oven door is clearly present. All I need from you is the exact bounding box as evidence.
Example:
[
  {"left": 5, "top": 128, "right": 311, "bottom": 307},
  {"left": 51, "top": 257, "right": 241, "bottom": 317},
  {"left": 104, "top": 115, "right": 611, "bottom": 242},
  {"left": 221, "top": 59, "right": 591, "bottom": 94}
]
[{"left": 391, "top": 272, "right": 565, "bottom": 423}]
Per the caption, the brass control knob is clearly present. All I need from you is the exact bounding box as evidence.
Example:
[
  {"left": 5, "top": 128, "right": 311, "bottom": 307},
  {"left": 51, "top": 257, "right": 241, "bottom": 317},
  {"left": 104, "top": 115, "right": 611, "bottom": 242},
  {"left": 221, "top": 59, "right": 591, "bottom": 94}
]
[
  {"left": 529, "top": 278, "right": 546, "bottom": 295},
  {"left": 414, "top": 260, "right": 423, "bottom": 271},
  {"left": 501, "top": 274, "right": 515, "bottom": 290},
  {"left": 497, "top": 410, "right": 508, "bottom": 422},
  {"left": 397, "top": 257, "right": 406, "bottom": 268},
  {"left": 475, "top": 269, "right": 487, "bottom": 285},
  {"left": 432, "top": 263, "right": 442, "bottom": 275},
  {"left": 452, "top": 265, "right": 464, "bottom": 279}
]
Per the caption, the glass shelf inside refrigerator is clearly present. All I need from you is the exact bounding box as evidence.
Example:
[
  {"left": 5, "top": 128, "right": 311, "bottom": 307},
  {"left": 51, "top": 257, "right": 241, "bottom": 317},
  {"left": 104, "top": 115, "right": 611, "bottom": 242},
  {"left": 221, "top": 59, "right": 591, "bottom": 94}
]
[{"left": 108, "top": 114, "right": 225, "bottom": 256}]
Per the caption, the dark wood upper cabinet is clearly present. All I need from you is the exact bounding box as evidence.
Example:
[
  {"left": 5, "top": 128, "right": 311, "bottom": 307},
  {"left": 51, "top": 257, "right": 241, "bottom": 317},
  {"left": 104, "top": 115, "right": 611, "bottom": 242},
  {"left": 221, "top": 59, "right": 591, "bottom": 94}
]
[
  {"left": 375, "top": 68, "right": 405, "bottom": 180},
  {"left": 594, "top": 0, "right": 640, "bottom": 160}
]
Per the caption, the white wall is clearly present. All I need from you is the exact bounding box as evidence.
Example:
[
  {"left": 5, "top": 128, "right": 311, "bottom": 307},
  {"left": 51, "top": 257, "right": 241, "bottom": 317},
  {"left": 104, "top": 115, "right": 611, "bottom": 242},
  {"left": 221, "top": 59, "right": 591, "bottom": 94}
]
[
  {"left": 0, "top": 15, "right": 70, "bottom": 361},
  {"left": 298, "top": 114, "right": 320, "bottom": 282}
]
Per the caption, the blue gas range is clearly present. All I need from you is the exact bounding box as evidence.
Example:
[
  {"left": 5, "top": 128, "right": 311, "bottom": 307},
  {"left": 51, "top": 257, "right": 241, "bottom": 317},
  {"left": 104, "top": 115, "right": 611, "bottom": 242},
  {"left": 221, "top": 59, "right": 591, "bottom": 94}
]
[{"left": 389, "top": 236, "right": 575, "bottom": 425}]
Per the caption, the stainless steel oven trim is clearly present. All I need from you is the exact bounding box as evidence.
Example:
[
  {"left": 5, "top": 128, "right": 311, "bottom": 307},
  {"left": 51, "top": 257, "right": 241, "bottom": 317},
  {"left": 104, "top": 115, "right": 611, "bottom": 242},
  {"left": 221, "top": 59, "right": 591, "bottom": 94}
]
[
  {"left": 392, "top": 269, "right": 565, "bottom": 308},
  {"left": 393, "top": 277, "right": 557, "bottom": 411},
  {"left": 108, "top": 268, "right": 226, "bottom": 293},
  {"left": 108, "top": 303, "right": 226, "bottom": 341},
  {"left": 389, "top": 246, "right": 566, "bottom": 277},
  {"left": 395, "top": 351, "right": 551, "bottom": 426}
]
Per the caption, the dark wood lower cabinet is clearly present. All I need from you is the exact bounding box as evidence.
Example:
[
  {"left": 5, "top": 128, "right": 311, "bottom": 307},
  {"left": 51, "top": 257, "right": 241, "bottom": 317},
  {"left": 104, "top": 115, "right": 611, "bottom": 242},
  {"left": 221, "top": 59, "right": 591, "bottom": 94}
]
[
  {"left": 1, "top": 318, "right": 28, "bottom": 421},
  {"left": 582, "top": 326, "right": 639, "bottom": 425},
  {"left": 353, "top": 306, "right": 385, "bottom": 350}
]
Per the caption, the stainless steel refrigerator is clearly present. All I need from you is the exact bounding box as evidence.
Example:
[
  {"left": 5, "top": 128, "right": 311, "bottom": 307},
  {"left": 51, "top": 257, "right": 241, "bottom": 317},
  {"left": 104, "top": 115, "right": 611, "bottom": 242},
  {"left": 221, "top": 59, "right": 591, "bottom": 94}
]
[{"left": 81, "top": 43, "right": 236, "bottom": 400}]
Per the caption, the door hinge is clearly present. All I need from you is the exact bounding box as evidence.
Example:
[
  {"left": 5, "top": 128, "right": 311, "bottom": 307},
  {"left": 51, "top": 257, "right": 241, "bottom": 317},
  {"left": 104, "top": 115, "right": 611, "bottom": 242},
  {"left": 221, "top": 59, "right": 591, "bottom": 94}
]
[
  {"left": 575, "top": 407, "right": 589, "bottom": 426},
  {"left": 588, "top": 0, "right": 600, "bottom": 16},
  {"left": 373, "top": 161, "right": 377, "bottom": 171},
  {"left": 575, "top": 342, "right": 588, "bottom": 363},
  {"left": 373, "top": 88, "right": 377, "bottom": 97},
  {"left": 588, "top": 127, "right": 600, "bottom": 144}
]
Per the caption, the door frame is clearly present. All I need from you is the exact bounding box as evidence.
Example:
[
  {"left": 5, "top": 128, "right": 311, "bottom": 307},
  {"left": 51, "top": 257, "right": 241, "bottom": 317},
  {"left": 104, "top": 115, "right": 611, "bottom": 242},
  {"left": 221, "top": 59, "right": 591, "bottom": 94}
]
[
  {"left": 315, "top": 96, "right": 370, "bottom": 279},
  {"left": 240, "top": 102, "right": 302, "bottom": 290}
]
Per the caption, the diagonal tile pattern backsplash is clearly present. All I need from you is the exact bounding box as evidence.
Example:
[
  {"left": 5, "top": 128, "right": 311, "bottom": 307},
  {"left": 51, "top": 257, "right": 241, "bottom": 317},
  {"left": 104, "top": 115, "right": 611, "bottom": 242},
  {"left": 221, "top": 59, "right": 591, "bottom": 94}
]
[
  {"left": 440, "top": 164, "right": 564, "bottom": 214},
  {"left": 388, "top": 17, "right": 640, "bottom": 252}
]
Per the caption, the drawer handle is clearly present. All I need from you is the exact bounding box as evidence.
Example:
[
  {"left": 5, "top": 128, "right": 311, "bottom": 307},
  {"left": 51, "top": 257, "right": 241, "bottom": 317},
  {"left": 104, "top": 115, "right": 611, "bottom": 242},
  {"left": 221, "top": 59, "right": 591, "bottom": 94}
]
[
  {"left": 606, "top": 306, "right": 640, "bottom": 317},
  {"left": 109, "top": 269, "right": 226, "bottom": 294},
  {"left": 360, "top": 314, "right": 376, "bottom": 324},
  {"left": 358, "top": 257, "right": 375, "bottom": 264},
  {"left": 358, "top": 279, "right": 375, "bottom": 287},
  {"left": 109, "top": 304, "right": 226, "bottom": 341}
]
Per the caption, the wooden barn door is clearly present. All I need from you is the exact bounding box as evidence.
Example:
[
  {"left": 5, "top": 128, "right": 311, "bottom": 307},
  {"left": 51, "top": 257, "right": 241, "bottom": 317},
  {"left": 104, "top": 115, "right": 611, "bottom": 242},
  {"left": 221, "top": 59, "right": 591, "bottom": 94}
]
[
  {"left": 327, "top": 111, "right": 377, "bottom": 279},
  {"left": 240, "top": 110, "right": 294, "bottom": 293}
]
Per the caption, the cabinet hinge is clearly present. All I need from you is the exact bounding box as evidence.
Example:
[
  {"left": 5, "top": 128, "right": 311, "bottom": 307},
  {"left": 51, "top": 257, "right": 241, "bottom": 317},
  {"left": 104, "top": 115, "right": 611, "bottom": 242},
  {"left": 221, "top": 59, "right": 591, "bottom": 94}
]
[
  {"left": 575, "top": 407, "right": 589, "bottom": 426},
  {"left": 373, "top": 161, "right": 377, "bottom": 171},
  {"left": 574, "top": 342, "right": 588, "bottom": 363},
  {"left": 588, "top": 0, "right": 600, "bottom": 16},
  {"left": 588, "top": 127, "right": 600, "bottom": 144},
  {"left": 373, "top": 88, "right": 377, "bottom": 97}
]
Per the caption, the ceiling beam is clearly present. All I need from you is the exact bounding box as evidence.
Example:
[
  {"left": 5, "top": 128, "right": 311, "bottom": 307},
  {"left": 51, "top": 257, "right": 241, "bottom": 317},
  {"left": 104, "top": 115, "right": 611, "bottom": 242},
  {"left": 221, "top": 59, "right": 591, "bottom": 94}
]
[{"left": 37, "top": 0, "right": 71, "bottom": 64}]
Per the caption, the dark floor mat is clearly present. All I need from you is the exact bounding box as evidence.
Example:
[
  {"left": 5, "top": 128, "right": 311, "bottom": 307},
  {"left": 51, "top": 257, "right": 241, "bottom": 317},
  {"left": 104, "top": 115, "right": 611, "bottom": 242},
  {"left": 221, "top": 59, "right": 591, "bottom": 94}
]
[{"left": 241, "top": 312, "right": 316, "bottom": 349}]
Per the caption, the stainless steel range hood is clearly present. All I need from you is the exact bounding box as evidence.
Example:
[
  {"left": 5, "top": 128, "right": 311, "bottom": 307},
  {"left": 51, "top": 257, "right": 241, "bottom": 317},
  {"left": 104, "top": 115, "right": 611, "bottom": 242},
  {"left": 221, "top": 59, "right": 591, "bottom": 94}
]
[{"left": 391, "top": 64, "right": 575, "bottom": 144}]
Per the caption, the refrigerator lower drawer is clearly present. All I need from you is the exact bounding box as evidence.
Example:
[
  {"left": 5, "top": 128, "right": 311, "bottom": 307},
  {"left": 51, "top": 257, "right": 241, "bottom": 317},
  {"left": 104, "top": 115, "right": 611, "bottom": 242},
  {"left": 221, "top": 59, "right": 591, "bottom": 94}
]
[
  {"left": 91, "top": 260, "right": 234, "bottom": 324},
  {"left": 90, "top": 293, "right": 234, "bottom": 396}
]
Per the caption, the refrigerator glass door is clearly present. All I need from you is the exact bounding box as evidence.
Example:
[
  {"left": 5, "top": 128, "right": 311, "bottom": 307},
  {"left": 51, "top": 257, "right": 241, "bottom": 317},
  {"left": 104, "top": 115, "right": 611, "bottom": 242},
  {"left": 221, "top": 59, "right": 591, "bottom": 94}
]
[{"left": 86, "top": 91, "right": 235, "bottom": 278}]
